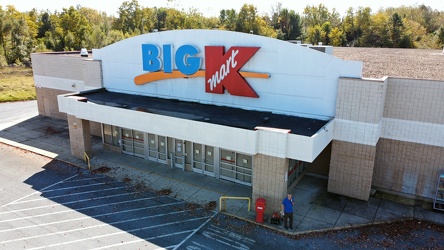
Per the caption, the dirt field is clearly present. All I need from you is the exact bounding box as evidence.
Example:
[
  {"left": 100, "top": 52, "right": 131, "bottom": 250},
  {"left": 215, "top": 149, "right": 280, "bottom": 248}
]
[{"left": 333, "top": 47, "right": 444, "bottom": 80}]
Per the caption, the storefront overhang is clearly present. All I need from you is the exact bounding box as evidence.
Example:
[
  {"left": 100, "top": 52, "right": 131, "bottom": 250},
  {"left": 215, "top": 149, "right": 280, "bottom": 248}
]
[{"left": 58, "top": 89, "right": 333, "bottom": 162}]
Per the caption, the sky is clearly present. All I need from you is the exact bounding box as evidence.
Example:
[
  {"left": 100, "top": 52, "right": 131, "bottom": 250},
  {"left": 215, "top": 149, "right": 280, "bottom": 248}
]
[{"left": 1, "top": 0, "right": 443, "bottom": 17}]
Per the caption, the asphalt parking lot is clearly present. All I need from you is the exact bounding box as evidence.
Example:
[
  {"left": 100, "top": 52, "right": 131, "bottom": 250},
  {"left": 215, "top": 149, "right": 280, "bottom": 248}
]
[
  {"left": 0, "top": 144, "right": 216, "bottom": 249},
  {"left": 0, "top": 143, "right": 302, "bottom": 250},
  {"left": 2, "top": 142, "right": 444, "bottom": 250}
]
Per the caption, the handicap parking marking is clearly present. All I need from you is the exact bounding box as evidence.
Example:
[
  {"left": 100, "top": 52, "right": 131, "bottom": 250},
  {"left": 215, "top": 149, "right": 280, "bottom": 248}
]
[
  {"left": 200, "top": 225, "right": 255, "bottom": 250},
  {"left": 172, "top": 212, "right": 218, "bottom": 250},
  {"left": 90, "top": 230, "right": 197, "bottom": 250},
  {"left": 177, "top": 215, "right": 258, "bottom": 250}
]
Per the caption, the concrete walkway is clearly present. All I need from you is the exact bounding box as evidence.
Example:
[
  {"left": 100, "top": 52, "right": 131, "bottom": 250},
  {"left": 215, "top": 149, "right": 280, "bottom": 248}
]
[{"left": 1, "top": 106, "right": 443, "bottom": 234}]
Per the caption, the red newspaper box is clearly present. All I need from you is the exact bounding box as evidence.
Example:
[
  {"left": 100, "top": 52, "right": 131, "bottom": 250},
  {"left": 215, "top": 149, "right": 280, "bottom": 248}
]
[{"left": 255, "top": 198, "right": 266, "bottom": 223}]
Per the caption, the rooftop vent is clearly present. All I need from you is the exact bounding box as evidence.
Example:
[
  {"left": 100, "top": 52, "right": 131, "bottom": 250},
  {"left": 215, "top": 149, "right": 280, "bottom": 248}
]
[{"left": 80, "top": 48, "right": 88, "bottom": 57}]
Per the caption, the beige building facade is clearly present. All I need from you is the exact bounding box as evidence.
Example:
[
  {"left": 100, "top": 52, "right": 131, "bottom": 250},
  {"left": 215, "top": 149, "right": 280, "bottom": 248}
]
[
  {"left": 332, "top": 77, "right": 444, "bottom": 201},
  {"left": 31, "top": 30, "right": 444, "bottom": 214}
]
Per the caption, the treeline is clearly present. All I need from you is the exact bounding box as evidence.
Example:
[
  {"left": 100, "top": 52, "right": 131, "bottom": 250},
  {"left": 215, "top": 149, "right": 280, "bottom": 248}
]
[{"left": 1, "top": 0, "right": 444, "bottom": 66}]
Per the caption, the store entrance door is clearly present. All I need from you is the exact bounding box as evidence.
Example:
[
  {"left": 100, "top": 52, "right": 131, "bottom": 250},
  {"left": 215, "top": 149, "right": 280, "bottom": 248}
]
[
  {"left": 147, "top": 133, "right": 167, "bottom": 163},
  {"left": 173, "top": 139, "right": 185, "bottom": 169},
  {"left": 192, "top": 143, "right": 215, "bottom": 176}
]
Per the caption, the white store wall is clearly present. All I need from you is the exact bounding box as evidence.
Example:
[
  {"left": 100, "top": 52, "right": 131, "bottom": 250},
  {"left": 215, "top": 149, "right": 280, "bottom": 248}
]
[{"left": 93, "top": 30, "right": 362, "bottom": 120}]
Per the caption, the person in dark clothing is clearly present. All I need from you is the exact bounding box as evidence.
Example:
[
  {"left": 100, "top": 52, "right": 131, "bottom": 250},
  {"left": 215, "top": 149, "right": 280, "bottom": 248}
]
[{"left": 281, "top": 193, "right": 294, "bottom": 230}]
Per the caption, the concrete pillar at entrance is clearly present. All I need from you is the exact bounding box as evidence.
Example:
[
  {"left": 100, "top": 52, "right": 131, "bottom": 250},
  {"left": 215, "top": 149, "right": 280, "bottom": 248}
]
[
  {"left": 67, "top": 115, "right": 92, "bottom": 159},
  {"left": 253, "top": 154, "right": 288, "bottom": 215}
]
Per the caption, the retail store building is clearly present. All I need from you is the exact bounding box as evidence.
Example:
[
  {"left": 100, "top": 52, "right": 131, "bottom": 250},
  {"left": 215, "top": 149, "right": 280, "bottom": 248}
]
[{"left": 31, "top": 30, "right": 444, "bottom": 212}]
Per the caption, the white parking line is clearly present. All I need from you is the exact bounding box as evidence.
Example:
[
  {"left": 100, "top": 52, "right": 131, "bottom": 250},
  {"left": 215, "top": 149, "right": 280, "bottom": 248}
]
[
  {"left": 0, "top": 186, "right": 131, "bottom": 215},
  {"left": 1, "top": 174, "right": 78, "bottom": 208},
  {"left": 1, "top": 204, "right": 194, "bottom": 244},
  {"left": 40, "top": 181, "right": 120, "bottom": 193},
  {"left": 63, "top": 176, "right": 107, "bottom": 183},
  {"left": 91, "top": 230, "right": 196, "bottom": 250},
  {"left": 0, "top": 195, "right": 168, "bottom": 224},
  {"left": 172, "top": 212, "right": 218, "bottom": 250},
  {"left": 0, "top": 197, "right": 163, "bottom": 229},
  {"left": 28, "top": 216, "right": 212, "bottom": 250},
  {"left": 0, "top": 201, "right": 184, "bottom": 233}
]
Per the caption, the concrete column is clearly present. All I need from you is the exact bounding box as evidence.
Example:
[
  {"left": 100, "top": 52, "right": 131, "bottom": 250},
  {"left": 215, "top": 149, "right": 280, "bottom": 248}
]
[
  {"left": 67, "top": 114, "right": 92, "bottom": 159},
  {"left": 253, "top": 154, "right": 288, "bottom": 215},
  {"left": 329, "top": 78, "right": 387, "bottom": 201},
  {"left": 328, "top": 141, "right": 376, "bottom": 201}
]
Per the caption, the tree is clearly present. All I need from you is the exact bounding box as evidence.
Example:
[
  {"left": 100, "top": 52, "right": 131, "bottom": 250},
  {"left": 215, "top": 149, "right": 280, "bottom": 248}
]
[
  {"left": 354, "top": 7, "right": 372, "bottom": 46},
  {"left": 328, "top": 27, "right": 344, "bottom": 46},
  {"left": 0, "top": 6, "right": 34, "bottom": 65},
  {"left": 287, "top": 10, "right": 302, "bottom": 40},
  {"left": 236, "top": 4, "right": 259, "bottom": 34},
  {"left": 183, "top": 8, "right": 206, "bottom": 29},
  {"left": 273, "top": 8, "right": 301, "bottom": 40},
  {"left": 343, "top": 7, "right": 356, "bottom": 45},
  {"left": 165, "top": 8, "right": 185, "bottom": 30},
  {"left": 113, "top": 0, "right": 142, "bottom": 34},
  {"left": 358, "top": 11, "right": 391, "bottom": 47},
  {"left": 219, "top": 9, "right": 237, "bottom": 30},
  {"left": 390, "top": 13, "right": 404, "bottom": 47},
  {"left": 303, "top": 4, "right": 331, "bottom": 28},
  {"left": 321, "top": 21, "right": 332, "bottom": 44},
  {"left": 37, "top": 12, "right": 55, "bottom": 38},
  {"left": 306, "top": 25, "right": 323, "bottom": 45},
  {"left": 0, "top": 6, "right": 12, "bottom": 65},
  {"left": 437, "top": 26, "right": 444, "bottom": 47},
  {"left": 154, "top": 7, "right": 167, "bottom": 31},
  {"left": 59, "top": 6, "right": 92, "bottom": 50}
]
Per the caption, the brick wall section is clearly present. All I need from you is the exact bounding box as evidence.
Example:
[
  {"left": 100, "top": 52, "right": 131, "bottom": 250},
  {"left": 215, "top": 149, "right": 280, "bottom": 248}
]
[
  {"left": 67, "top": 115, "right": 92, "bottom": 159},
  {"left": 36, "top": 87, "right": 69, "bottom": 120},
  {"left": 372, "top": 78, "right": 444, "bottom": 199},
  {"left": 253, "top": 154, "right": 288, "bottom": 215},
  {"left": 374, "top": 140, "right": 444, "bottom": 199},
  {"left": 330, "top": 78, "right": 386, "bottom": 200},
  {"left": 336, "top": 78, "right": 386, "bottom": 124},
  {"left": 82, "top": 60, "right": 103, "bottom": 89},
  {"left": 329, "top": 141, "right": 376, "bottom": 200},
  {"left": 384, "top": 78, "right": 444, "bottom": 123},
  {"left": 31, "top": 54, "right": 85, "bottom": 80}
]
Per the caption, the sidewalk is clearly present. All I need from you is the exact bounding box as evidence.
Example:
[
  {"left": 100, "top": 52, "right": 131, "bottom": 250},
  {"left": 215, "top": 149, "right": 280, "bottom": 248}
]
[{"left": 1, "top": 113, "right": 443, "bottom": 235}]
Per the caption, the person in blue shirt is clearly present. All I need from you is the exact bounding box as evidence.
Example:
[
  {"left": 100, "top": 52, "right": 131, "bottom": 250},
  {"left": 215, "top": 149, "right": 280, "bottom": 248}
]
[{"left": 281, "top": 193, "right": 294, "bottom": 230}]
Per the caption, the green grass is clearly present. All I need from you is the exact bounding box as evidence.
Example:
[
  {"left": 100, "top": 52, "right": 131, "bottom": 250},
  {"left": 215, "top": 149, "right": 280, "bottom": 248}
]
[{"left": 0, "top": 67, "right": 36, "bottom": 102}]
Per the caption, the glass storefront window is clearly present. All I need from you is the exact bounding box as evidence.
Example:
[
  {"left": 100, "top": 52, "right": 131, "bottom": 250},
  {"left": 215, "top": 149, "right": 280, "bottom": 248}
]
[{"left": 220, "top": 149, "right": 252, "bottom": 185}]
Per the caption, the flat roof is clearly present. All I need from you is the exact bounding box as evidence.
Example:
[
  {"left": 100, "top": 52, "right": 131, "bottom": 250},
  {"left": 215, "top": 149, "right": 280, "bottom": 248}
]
[
  {"left": 78, "top": 89, "right": 329, "bottom": 137},
  {"left": 334, "top": 47, "right": 444, "bottom": 80}
]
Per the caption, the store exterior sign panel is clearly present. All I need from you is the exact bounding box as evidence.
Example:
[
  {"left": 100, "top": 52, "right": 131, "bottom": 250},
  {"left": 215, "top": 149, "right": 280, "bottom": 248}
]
[{"left": 135, "top": 44, "right": 269, "bottom": 98}]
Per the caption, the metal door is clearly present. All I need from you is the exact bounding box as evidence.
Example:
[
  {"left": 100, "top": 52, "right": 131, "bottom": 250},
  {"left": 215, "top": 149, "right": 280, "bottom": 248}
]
[{"left": 174, "top": 139, "right": 185, "bottom": 168}]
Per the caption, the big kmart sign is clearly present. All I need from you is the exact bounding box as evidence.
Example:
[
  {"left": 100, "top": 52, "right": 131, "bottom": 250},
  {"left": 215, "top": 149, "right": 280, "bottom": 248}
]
[{"left": 134, "top": 44, "right": 270, "bottom": 98}]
